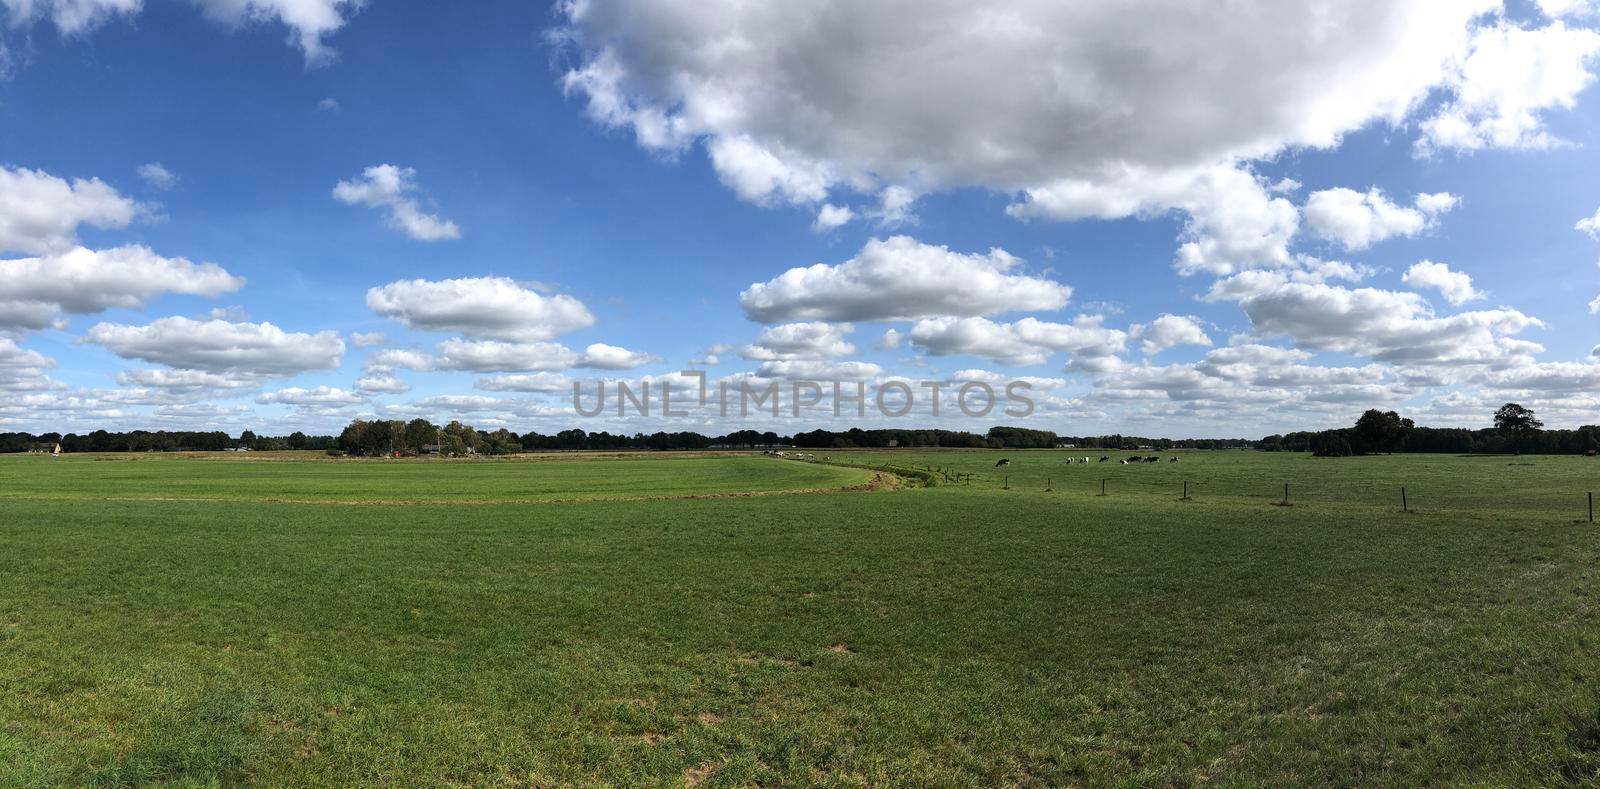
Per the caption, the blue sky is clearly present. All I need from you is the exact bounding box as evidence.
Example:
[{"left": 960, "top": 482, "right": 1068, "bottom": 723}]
[{"left": 2, "top": 0, "right": 1600, "bottom": 437}]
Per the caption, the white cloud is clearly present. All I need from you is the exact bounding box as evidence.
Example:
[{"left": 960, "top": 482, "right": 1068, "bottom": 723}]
[
  {"left": 0, "top": 0, "right": 358, "bottom": 63},
  {"left": 1130, "top": 315, "right": 1213, "bottom": 356},
  {"left": 1402, "top": 260, "right": 1485, "bottom": 305},
  {"left": 558, "top": 2, "right": 1525, "bottom": 241},
  {"left": 1577, "top": 206, "right": 1600, "bottom": 238},
  {"left": 367, "top": 276, "right": 594, "bottom": 341},
  {"left": 475, "top": 372, "right": 572, "bottom": 393},
  {"left": 0, "top": 245, "right": 244, "bottom": 330},
  {"left": 433, "top": 339, "right": 579, "bottom": 373},
  {"left": 317, "top": 97, "right": 340, "bottom": 112},
  {"left": 908, "top": 315, "right": 1127, "bottom": 367},
  {"left": 0, "top": 0, "right": 138, "bottom": 35},
  {"left": 1303, "top": 188, "right": 1457, "bottom": 250},
  {"left": 115, "top": 368, "right": 260, "bottom": 393},
  {"left": 349, "top": 331, "right": 387, "bottom": 347},
  {"left": 740, "top": 236, "right": 1069, "bottom": 323},
  {"left": 85, "top": 317, "right": 345, "bottom": 375},
  {"left": 365, "top": 347, "right": 434, "bottom": 373},
  {"left": 1418, "top": 21, "right": 1600, "bottom": 154},
  {"left": 256, "top": 385, "right": 366, "bottom": 407},
  {"left": 741, "top": 322, "right": 855, "bottom": 361},
  {"left": 1207, "top": 273, "right": 1542, "bottom": 368},
  {"left": 333, "top": 165, "right": 460, "bottom": 242},
  {"left": 0, "top": 166, "right": 145, "bottom": 255},
  {"left": 812, "top": 203, "right": 854, "bottom": 233},
  {"left": 749, "top": 360, "right": 883, "bottom": 380},
  {"left": 1012, "top": 163, "right": 1301, "bottom": 277},
  {"left": 189, "top": 0, "right": 363, "bottom": 66},
  {"left": 136, "top": 162, "right": 177, "bottom": 190},
  {"left": 576, "top": 342, "right": 658, "bottom": 370},
  {"left": 354, "top": 373, "right": 409, "bottom": 395}
]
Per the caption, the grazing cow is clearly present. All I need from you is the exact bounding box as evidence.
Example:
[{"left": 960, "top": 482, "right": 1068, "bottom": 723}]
[
  {"left": 1127, "top": 456, "right": 1142, "bottom": 463},
  {"left": 1099, "top": 456, "right": 1109, "bottom": 462},
  {"left": 1119, "top": 459, "right": 1129, "bottom": 465},
  {"left": 995, "top": 458, "right": 1010, "bottom": 468},
  {"left": 1145, "top": 456, "right": 1160, "bottom": 463},
  {"left": 1169, "top": 457, "right": 1179, "bottom": 463}
]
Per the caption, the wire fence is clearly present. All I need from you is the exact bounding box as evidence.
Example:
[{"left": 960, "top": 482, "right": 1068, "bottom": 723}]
[{"left": 815, "top": 452, "right": 1600, "bottom": 522}]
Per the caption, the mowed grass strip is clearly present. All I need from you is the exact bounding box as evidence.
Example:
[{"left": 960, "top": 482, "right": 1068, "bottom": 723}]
[
  {"left": 0, "top": 453, "right": 873, "bottom": 505},
  {"left": 3, "top": 454, "right": 1600, "bottom": 785}
]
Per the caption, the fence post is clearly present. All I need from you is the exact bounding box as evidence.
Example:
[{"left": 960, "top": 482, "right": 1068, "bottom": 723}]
[
  {"left": 1402, "top": 487, "right": 1408, "bottom": 513},
  {"left": 1589, "top": 492, "right": 1593, "bottom": 524},
  {"left": 1003, "top": 474, "right": 1009, "bottom": 490},
  {"left": 1100, "top": 478, "right": 1106, "bottom": 496},
  {"left": 1182, "top": 480, "right": 1190, "bottom": 501},
  {"left": 1283, "top": 483, "right": 1289, "bottom": 506},
  {"left": 1046, "top": 477, "right": 1052, "bottom": 492}
]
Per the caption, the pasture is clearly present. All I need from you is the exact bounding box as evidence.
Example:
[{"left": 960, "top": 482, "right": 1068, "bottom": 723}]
[{"left": 3, "top": 449, "right": 1600, "bottom": 786}]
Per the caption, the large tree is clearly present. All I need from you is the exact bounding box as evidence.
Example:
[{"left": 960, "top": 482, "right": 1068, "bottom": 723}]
[
  {"left": 1353, "top": 409, "right": 1414, "bottom": 454},
  {"left": 403, "top": 418, "right": 437, "bottom": 454},
  {"left": 1493, "top": 403, "right": 1543, "bottom": 454}
]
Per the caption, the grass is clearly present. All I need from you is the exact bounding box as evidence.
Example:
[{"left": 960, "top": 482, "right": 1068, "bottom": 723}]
[{"left": 2, "top": 449, "right": 1600, "bottom": 785}]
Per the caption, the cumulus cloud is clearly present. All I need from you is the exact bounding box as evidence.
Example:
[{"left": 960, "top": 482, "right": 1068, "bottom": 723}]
[
  {"left": 1130, "top": 315, "right": 1213, "bottom": 356},
  {"left": 749, "top": 360, "right": 883, "bottom": 380},
  {"left": 1012, "top": 163, "right": 1300, "bottom": 276},
  {"left": 189, "top": 0, "right": 364, "bottom": 66},
  {"left": 0, "top": 0, "right": 359, "bottom": 63},
  {"left": 740, "top": 236, "right": 1069, "bottom": 323},
  {"left": 136, "top": 162, "right": 177, "bottom": 190},
  {"left": 908, "top": 315, "right": 1127, "bottom": 367},
  {"left": 433, "top": 339, "right": 579, "bottom": 373},
  {"left": 559, "top": 1, "right": 1498, "bottom": 199},
  {"left": 349, "top": 331, "right": 387, "bottom": 347},
  {"left": 333, "top": 165, "right": 460, "bottom": 241},
  {"left": 367, "top": 276, "right": 594, "bottom": 341},
  {"left": 741, "top": 322, "right": 855, "bottom": 361},
  {"left": 85, "top": 317, "right": 345, "bottom": 375},
  {"left": 1304, "top": 188, "right": 1458, "bottom": 250},
  {"left": 1206, "top": 272, "right": 1542, "bottom": 368},
  {"left": 475, "top": 372, "right": 572, "bottom": 393},
  {"left": 115, "top": 368, "right": 261, "bottom": 393},
  {"left": 256, "top": 385, "right": 366, "bottom": 407},
  {"left": 1577, "top": 206, "right": 1600, "bottom": 238},
  {"left": 576, "top": 342, "right": 658, "bottom": 370},
  {"left": 1402, "top": 260, "right": 1485, "bottom": 305},
  {"left": 1418, "top": 21, "right": 1600, "bottom": 154},
  {"left": 0, "top": 245, "right": 244, "bottom": 330},
  {"left": 354, "top": 373, "right": 409, "bottom": 395},
  {"left": 0, "top": 0, "right": 138, "bottom": 35},
  {"left": 812, "top": 203, "right": 854, "bottom": 233},
  {"left": 0, "top": 166, "right": 146, "bottom": 255},
  {"left": 365, "top": 347, "right": 435, "bottom": 373}
]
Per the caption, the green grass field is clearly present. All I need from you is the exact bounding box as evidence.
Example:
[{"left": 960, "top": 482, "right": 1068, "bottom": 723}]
[{"left": 4, "top": 450, "right": 1600, "bottom": 786}]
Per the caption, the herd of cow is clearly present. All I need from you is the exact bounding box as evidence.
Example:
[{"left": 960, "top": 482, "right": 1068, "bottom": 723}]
[{"left": 994, "top": 456, "right": 1181, "bottom": 467}]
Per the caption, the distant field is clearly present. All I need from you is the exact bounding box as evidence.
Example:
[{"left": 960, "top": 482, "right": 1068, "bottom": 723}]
[
  {"left": 0, "top": 452, "right": 874, "bottom": 504},
  {"left": 4, "top": 449, "right": 1600, "bottom": 785}
]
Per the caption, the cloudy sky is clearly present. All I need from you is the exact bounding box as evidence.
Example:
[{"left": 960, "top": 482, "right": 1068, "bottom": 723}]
[{"left": 3, "top": 0, "right": 1600, "bottom": 437}]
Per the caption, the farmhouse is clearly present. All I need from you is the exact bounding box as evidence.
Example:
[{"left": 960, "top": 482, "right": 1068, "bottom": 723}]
[{"left": 28, "top": 442, "right": 60, "bottom": 454}]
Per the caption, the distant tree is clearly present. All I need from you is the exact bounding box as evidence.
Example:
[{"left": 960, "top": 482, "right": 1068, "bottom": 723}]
[
  {"left": 403, "top": 418, "right": 436, "bottom": 454},
  {"left": 1494, "top": 403, "right": 1543, "bottom": 454},
  {"left": 238, "top": 429, "right": 257, "bottom": 448},
  {"left": 287, "top": 431, "right": 308, "bottom": 450},
  {"left": 1353, "top": 409, "right": 1414, "bottom": 454}
]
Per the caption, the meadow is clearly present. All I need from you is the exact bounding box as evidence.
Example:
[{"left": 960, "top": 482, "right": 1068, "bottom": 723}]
[{"left": 3, "top": 449, "right": 1600, "bottom": 786}]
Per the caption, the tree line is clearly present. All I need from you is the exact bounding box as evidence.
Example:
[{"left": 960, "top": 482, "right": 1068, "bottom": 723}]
[
  {"left": 1266, "top": 403, "right": 1599, "bottom": 456},
  {"left": 2, "top": 403, "right": 1592, "bottom": 456}
]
